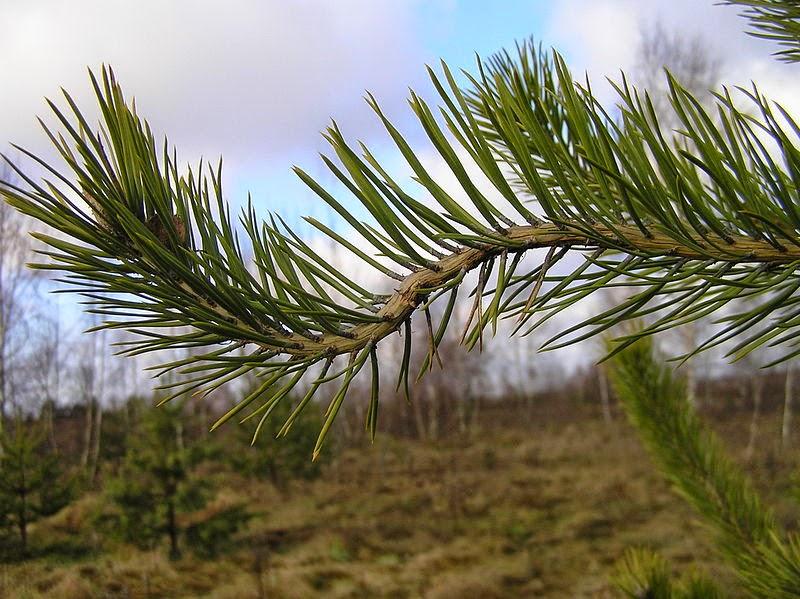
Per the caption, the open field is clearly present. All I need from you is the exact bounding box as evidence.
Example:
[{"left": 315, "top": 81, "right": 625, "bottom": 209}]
[{"left": 2, "top": 408, "right": 796, "bottom": 599}]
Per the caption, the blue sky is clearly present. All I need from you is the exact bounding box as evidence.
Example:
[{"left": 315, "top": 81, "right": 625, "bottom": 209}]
[
  {"left": 417, "top": 1, "right": 554, "bottom": 72},
  {"left": 226, "top": 1, "right": 556, "bottom": 234}
]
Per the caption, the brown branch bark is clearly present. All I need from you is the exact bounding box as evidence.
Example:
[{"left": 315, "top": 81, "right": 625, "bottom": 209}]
[{"left": 270, "top": 222, "right": 800, "bottom": 359}]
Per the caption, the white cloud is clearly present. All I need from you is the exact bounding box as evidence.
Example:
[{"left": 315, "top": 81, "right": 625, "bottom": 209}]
[
  {"left": 547, "top": 0, "right": 748, "bottom": 74},
  {"left": 0, "top": 0, "right": 431, "bottom": 169},
  {"left": 547, "top": 0, "right": 640, "bottom": 83},
  {"left": 545, "top": 0, "right": 800, "bottom": 114}
]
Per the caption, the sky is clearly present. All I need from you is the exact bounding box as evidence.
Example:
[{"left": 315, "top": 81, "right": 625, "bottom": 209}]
[
  {"left": 0, "top": 1, "right": 550, "bottom": 225},
  {"left": 2, "top": 0, "right": 797, "bottom": 227},
  {"left": 1, "top": 0, "right": 799, "bottom": 387}
]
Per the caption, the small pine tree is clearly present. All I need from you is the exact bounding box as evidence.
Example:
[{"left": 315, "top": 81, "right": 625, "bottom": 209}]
[
  {"left": 184, "top": 504, "right": 250, "bottom": 559},
  {"left": 226, "top": 389, "right": 324, "bottom": 491},
  {"left": 105, "top": 400, "right": 210, "bottom": 559},
  {"left": 0, "top": 421, "right": 73, "bottom": 556}
]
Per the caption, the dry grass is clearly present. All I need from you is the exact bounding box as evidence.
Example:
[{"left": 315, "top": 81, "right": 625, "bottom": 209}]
[{"left": 1, "top": 413, "right": 796, "bottom": 598}]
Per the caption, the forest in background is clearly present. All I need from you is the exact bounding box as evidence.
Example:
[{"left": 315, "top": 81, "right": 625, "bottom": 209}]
[{"left": 0, "top": 357, "right": 796, "bottom": 598}]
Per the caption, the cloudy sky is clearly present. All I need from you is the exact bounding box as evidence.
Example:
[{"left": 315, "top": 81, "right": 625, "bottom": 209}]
[
  {"left": 2, "top": 0, "right": 797, "bottom": 227},
  {"left": 1, "top": 0, "right": 798, "bottom": 382}
]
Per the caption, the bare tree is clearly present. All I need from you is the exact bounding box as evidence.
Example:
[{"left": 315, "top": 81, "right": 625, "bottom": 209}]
[
  {"left": 745, "top": 372, "right": 765, "bottom": 462},
  {"left": 78, "top": 314, "right": 109, "bottom": 483},
  {"left": 31, "top": 313, "right": 64, "bottom": 450},
  {"left": 0, "top": 165, "right": 45, "bottom": 427},
  {"left": 634, "top": 23, "right": 723, "bottom": 408},
  {"left": 597, "top": 363, "right": 613, "bottom": 424},
  {"left": 635, "top": 22, "right": 722, "bottom": 132}
]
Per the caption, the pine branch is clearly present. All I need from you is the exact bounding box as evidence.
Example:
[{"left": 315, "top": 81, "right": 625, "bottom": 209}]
[
  {"left": 726, "top": 1, "right": 800, "bottom": 63},
  {"left": 608, "top": 335, "right": 800, "bottom": 598},
  {"left": 612, "top": 547, "right": 724, "bottom": 599},
  {"left": 3, "top": 20, "right": 800, "bottom": 446}
]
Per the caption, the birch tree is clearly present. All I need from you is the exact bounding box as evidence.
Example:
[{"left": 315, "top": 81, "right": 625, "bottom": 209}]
[{"left": 0, "top": 166, "right": 42, "bottom": 427}]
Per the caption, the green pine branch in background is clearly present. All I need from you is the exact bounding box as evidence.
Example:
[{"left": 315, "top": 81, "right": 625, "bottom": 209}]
[
  {"left": 609, "top": 334, "right": 800, "bottom": 597},
  {"left": 1, "top": 2, "right": 800, "bottom": 460},
  {"left": 727, "top": 0, "right": 800, "bottom": 63},
  {"left": 612, "top": 546, "right": 724, "bottom": 599}
]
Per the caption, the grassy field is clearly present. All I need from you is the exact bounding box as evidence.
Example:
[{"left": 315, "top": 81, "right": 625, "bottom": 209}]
[{"left": 1, "top": 410, "right": 796, "bottom": 598}]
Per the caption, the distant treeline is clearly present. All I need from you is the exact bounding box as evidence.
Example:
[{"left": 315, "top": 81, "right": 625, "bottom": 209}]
[{"left": 0, "top": 359, "right": 790, "bottom": 563}]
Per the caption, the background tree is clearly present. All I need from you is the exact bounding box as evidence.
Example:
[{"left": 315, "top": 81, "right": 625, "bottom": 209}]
[
  {"left": 633, "top": 21, "right": 724, "bottom": 409},
  {"left": 634, "top": 22, "right": 722, "bottom": 132},
  {"left": 225, "top": 383, "right": 324, "bottom": 491},
  {"left": 0, "top": 421, "right": 73, "bottom": 556},
  {"left": 0, "top": 165, "right": 45, "bottom": 427},
  {"left": 103, "top": 394, "right": 250, "bottom": 560},
  {"left": 30, "top": 314, "right": 64, "bottom": 451},
  {"left": 105, "top": 398, "right": 211, "bottom": 560}
]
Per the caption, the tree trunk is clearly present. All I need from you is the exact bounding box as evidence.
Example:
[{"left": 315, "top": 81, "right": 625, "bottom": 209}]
[
  {"left": 267, "top": 460, "right": 286, "bottom": 494},
  {"left": 525, "top": 392, "right": 535, "bottom": 424},
  {"left": 252, "top": 545, "right": 268, "bottom": 599},
  {"left": 0, "top": 331, "right": 5, "bottom": 440},
  {"left": 167, "top": 500, "right": 180, "bottom": 560},
  {"left": 783, "top": 364, "right": 795, "bottom": 450},
  {"left": 43, "top": 400, "right": 57, "bottom": 452},
  {"left": 456, "top": 395, "right": 467, "bottom": 435},
  {"left": 80, "top": 399, "right": 93, "bottom": 469},
  {"left": 598, "top": 366, "right": 613, "bottom": 424},
  {"left": 410, "top": 394, "right": 427, "bottom": 441},
  {"left": 18, "top": 506, "right": 27, "bottom": 555},
  {"left": 195, "top": 400, "right": 209, "bottom": 439},
  {"left": 89, "top": 328, "right": 106, "bottom": 481},
  {"left": 46, "top": 310, "right": 61, "bottom": 452},
  {"left": 470, "top": 395, "right": 481, "bottom": 434},
  {"left": 425, "top": 388, "right": 438, "bottom": 441},
  {"left": 745, "top": 376, "right": 765, "bottom": 461},
  {"left": 18, "top": 459, "right": 27, "bottom": 554},
  {"left": 0, "top": 229, "right": 6, "bottom": 438},
  {"left": 175, "top": 421, "right": 184, "bottom": 454},
  {"left": 89, "top": 402, "right": 103, "bottom": 484}
]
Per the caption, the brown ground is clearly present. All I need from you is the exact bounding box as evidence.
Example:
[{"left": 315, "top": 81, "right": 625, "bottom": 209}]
[{"left": 2, "top": 412, "right": 796, "bottom": 598}]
